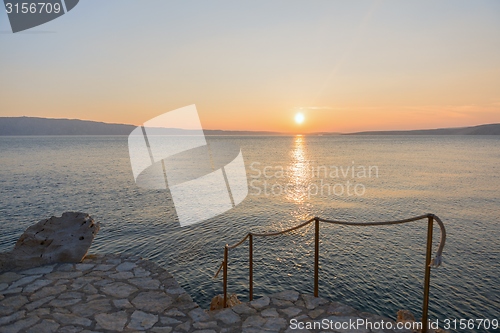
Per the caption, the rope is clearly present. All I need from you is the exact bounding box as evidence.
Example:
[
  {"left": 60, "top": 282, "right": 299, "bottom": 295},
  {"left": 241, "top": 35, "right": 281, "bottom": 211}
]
[
  {"left": 317, "top": 214, "right": 446, "bottom": 268},
  {"left": 213, "top": 213, "right": 446, "bottom": 278},
  {"left": 245, "top": 218, "right": 315, "bottom": 238},
  {"left": 429, "top": 215, "right": 446, "bottom": 268},
  {"left": 317, "top": 214, "right": 429, "bottom": 226},
  {"left": 214, "top": 261, "right": 223, "bottom": 279}
]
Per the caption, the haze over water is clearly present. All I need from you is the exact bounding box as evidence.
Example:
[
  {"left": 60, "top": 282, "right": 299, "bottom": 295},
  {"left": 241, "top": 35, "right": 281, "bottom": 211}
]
[{"left": 0, "top": 135, "right": 499, "bottom": 332}]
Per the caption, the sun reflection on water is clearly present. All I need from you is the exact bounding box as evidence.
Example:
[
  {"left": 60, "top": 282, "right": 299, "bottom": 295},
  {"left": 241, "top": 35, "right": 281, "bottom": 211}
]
[
  {"left": 284, "top": 135, "right": 314, "bottom": 231},
  {"left": 287, "top": 135, "right": 309, "bottom": 203}
]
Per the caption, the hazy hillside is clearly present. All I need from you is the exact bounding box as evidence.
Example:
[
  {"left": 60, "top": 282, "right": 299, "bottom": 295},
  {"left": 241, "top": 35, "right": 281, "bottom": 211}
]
[
  {"left": 346, "top": 123, "right": 500, "bottom": 135},
  {"left": 0, "top": 117, "right": 135, "bottom": 135},
  {"left": 1, "top": 117, "right": 499, "bottom": 135},
  {"left": 0, "top": 117, "right": 285, "bottom": 136}
]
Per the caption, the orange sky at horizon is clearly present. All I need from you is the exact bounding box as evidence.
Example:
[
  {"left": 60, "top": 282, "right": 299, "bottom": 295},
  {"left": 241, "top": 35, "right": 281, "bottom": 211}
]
[
  {"left": 1, "top": 1, "right": 499, "bottom": 133},
  {"left": 5, "top": 95, "right": 500, "bottom": 134}
]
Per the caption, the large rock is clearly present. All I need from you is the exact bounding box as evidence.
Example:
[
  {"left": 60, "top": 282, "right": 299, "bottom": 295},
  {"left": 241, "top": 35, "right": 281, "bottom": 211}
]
[
  {"left": 209, "top": 293, "right": 241, "bottom": 311},
  {"left": 397, "top": 309, "right": 416, "bottom": 323},
  {"left": 0, "top": 212, "right": 100, "bottom": 271}
]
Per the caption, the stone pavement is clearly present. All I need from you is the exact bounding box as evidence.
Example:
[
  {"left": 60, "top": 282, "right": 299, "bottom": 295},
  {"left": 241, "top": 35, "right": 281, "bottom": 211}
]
[{"left": 0, "top": 253, "right": 416, "bottom": 333}]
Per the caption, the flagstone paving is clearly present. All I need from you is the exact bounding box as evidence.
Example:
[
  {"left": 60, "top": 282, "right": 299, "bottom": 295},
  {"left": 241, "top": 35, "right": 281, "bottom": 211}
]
[{"left": 0, "top": 253, "right": 422, "bottom": 332}]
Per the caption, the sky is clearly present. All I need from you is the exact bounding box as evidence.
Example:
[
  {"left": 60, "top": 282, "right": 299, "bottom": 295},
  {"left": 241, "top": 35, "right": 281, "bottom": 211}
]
[{"left": 1, "top": 0, "right": 499, "bottom": 133}]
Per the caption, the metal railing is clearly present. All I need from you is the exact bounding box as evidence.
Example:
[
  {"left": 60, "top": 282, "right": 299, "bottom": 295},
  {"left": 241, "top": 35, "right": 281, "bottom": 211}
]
[{"left": 214, "top": 213, "right": 446, "bottom": 333}]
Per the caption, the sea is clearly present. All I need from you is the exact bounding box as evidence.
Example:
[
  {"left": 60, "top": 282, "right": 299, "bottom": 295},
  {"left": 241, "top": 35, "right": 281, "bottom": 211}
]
[{"left": 0, "top": 135, "right": 499, "bottom": 332}]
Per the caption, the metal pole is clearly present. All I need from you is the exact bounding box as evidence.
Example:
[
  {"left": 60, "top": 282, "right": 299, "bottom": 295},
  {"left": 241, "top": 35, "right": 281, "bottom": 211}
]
[
  {"left": 314, "top": 217, "right": 320, "bottom": 297},
  {"left": 223, "top": 245, "right": 228, "bottom": 308},
  {"left": 249, "top": 233, "right": 253, "bottom": 301},
  {"left": 421, "top": 215, "right": 434, "bottom": 333}
]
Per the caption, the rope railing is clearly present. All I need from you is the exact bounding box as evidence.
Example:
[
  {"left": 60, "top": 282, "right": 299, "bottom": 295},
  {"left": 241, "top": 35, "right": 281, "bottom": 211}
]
[{"left": 213, "top": 213, "right": 446, "bottom": 333}]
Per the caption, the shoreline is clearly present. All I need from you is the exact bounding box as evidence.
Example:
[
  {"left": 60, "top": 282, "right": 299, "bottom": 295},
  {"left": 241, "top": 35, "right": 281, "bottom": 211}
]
[{"left": 0, "top": 253, "right": 440, "bottom": 333}]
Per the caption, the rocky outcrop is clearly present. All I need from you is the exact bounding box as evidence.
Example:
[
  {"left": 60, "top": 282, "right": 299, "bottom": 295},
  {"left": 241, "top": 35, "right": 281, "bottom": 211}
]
[
  {"left": 210, "top": 293, "right": 241, "bottom": 310},
  {"left": 397, "top": 309, "right": 416, "bottom": 323},
  {"left": 0, "top": 212, "right": 100, "bottom": 271},
  {"left": 0, "top": 253, "right": 450, "bottom": 333}
]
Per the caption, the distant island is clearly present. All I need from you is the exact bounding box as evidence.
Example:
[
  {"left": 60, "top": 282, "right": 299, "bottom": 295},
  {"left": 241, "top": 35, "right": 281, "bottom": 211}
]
[
  {"left": 0, "top": 117, "right": 136, "bottom": 136},
  {"left": 0, "top": 116, "right": 499, "bottom": 135},
  {"left": 345, "top": 123, "right": 500, "bottom": 135},
  {"left": 0, "top": 117, "right": 282, "bottom": 136}
]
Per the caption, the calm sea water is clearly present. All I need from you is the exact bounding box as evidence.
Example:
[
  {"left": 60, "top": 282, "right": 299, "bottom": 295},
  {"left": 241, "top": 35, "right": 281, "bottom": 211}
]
[{"left": 0, "top": 136, "right": 499, "bottom": 331}]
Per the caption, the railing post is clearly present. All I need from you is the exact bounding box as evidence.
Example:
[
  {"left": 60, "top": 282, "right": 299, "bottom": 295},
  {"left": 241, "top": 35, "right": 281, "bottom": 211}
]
[
  {"left": 249, "top": 233, "right": 254, "bottom": 301},
  {"left": 223, "top": 245, "right": 228, "bottom": 308},
  {"left": 422, "top": 215, "right": 434, "bottom": 333},
  {"left": 314, "top": 217, "right": 320, "bottom": 297}
]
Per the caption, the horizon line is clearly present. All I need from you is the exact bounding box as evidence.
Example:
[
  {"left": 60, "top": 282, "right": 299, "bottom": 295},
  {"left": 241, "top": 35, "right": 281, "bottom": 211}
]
[{"left": 1, "top": 115, "right": 500, "bottom": 135}]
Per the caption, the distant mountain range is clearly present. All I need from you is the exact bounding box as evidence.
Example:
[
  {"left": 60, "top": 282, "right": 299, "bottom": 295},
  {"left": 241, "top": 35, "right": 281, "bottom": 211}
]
[
  {"left": 345, "top": 123, "right": 500, "bottom": 135},
  {"left": 0, "top": 116, "right": 499, "bottom": 135},
  {"left": 0, "top": 117, "right": 135, "bottom": 136}
]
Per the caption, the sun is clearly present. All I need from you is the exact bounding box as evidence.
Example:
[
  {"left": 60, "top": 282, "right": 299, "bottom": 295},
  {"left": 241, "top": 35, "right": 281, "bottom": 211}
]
[{"left": 295, "top": 112, "right": 305, "bottom": 124}]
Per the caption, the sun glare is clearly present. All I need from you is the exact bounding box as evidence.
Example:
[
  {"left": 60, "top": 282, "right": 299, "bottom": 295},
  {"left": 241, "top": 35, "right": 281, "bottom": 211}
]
[{"left": 295, "top": 113, "right": 305, "bottom": 124}]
